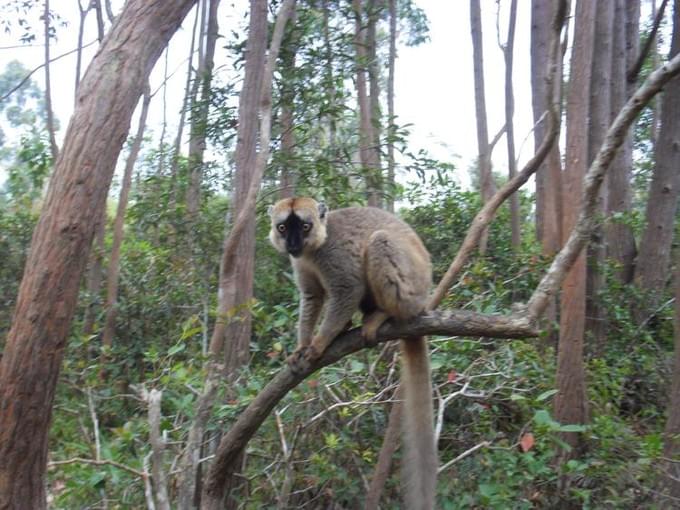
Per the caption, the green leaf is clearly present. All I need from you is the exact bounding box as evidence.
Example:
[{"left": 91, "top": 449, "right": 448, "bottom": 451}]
[{"left": 536, "top": 389, "right": 558, "bottom": 401}]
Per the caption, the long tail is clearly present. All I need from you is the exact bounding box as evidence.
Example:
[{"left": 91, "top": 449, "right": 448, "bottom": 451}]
[{"left": 400, "top": 336, "right": 437, "bottom": 510}]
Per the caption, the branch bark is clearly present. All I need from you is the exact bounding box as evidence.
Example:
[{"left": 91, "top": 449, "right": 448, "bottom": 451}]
[{"left": 203, "top": 309, "right": 537, "bottom": 498}]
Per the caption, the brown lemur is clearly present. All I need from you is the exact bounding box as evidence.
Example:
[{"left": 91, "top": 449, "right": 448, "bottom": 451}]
[{"left": 269, "top": 196, "right": 437, "bottom": 509}]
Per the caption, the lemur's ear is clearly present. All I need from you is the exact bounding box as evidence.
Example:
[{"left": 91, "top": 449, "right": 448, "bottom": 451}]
[
  {"left": 317, "top": 202, "right": 328, "bottom": 219},
  {"left": 267, "top": 204, "right": 274, "bottom": 216}
]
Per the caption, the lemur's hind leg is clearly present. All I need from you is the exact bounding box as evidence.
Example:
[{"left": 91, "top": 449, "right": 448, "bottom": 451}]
[{"left": 362, "top": 310, "right": 390, "bottom": 344}]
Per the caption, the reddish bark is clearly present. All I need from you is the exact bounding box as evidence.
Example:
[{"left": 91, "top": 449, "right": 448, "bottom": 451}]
[
  {"left": 0, "top": 2, "right": 197, "bottom": 507},
  {"left": 531, "top": 0, "right": 563, "bottom": 255},
  {"left": 605, "top": 0, "right": 637, "bottom": 285},
  {"left": 585, "top": 1, "right": 614, "bottom": 347},
  {"left": 554, "top": 0, "right": 595, "bottom": 454},
  {"left": 635, "top": 0, "right": 680, "bottom": 323}
]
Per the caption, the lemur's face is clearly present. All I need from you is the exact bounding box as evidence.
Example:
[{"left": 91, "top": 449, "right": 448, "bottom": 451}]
[{"left": 269, "top": 197, "right": 328, "bottom": 257}]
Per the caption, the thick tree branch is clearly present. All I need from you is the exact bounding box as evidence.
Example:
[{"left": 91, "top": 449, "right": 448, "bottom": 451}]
[
  {"left": 204, "top": 309, "right": 536, "bottom": 495},
  {"left": 528, "top": 50, "right": 680, "bottom": 319}
]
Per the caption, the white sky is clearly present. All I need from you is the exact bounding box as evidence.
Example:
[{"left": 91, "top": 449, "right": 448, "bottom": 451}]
[{"left": 0, "top": 1, "right": 536, "bottom": 189}]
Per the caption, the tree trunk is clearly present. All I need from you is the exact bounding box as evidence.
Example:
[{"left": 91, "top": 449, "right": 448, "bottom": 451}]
[
  {"left": 0, "top": 1, "right": 197, "bottom": 508},
  {"left": 585, "top": 0, "right": 614, "bottom": 348},
  {"left": 386, "top": 0, "right": 397, "bottom": 213},
  {"left": 75, "top": 0, "right": 89, "bottom": 97},
  {"left": 605, "top": 0, "right": 637, "bottom": 285},
  {"left": 503, "top": 0, "right": 520, "bottom": 251},
  {"left": 200, "top": 2, "right": 297, "bottom": 506},
  {"left": 101, "top": 85, "right": 152, "bottom": 359},
  {"left": 367, "top": 0, "right": 382, "bottom": 208},
  {"left": 532, "top": 0, "right": 563, "bottom": 256},
  {"left": 354, "top": 0, "right": 381, "bottom": 207},
  {"left": 470, "top": 0, "right": 495, "bottom": 254},
  {"left": 169, "top": 2, "right": 202, "bottom": 191},
  {"left": 219, "top": 0, "right": 267, "bottom": 375},
  {"left": 279, "top": 10, "right": 299, "bottom": 199},
  {"left": 634, "top": 0, "right": 680, "bottom": 324},
  {"left": 554, "top": 0, "right": 595, "bottom": 457},
  {"left": 186, "top": 0, "right": 221, "bottom": 218},
  {"left": 661, "top": 246, "right": 680, "bottom": 500},
  {"left": 531, "top": 0, "right": 563, "bottom": 347},
  {"left": 44, "top": 0, "right": 58, "bottom": 161},
  {"left": 81, "top": 211, "right": 106, "bottom": 338}
]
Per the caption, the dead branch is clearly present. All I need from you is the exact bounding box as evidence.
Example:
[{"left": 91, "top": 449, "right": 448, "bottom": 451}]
[{"left": 47, "top": 457, "right": 146, "bottom": 479}]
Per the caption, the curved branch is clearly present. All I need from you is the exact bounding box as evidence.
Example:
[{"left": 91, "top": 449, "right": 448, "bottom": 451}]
[{"left": 204, "top": 308, "right": 537, "bottom": 496}]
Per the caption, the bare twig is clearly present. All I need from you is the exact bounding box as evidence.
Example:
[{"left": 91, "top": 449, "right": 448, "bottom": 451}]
[
  {"left": 0, "top": 40, "right": 98, "bottom": 103},
  {"left": 437, "top": 441, "right": 491, "bottom": 473},
  {"left": 48, "top": 457, "right": 146, "bottom": 478}
]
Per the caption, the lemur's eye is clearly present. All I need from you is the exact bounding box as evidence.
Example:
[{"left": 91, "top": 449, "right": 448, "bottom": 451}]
[
  {"left": 302, "top": 222, "right": 312, "bottom": 232},
  {"left": 277, "top": 224, "right": 286, "bottom": 233}
]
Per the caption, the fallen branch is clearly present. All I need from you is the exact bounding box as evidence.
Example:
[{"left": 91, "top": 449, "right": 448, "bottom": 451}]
[{"left": 204, "top": 308, "right": 537, "bottom": 496}]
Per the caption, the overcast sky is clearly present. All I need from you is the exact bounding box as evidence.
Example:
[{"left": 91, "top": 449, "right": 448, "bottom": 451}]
[{"left": 1, "top": 1, "right": 538, "bottom": 188}]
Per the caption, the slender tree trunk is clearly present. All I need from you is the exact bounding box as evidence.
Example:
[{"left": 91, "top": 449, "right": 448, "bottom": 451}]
[
  {"left": 81, "top": 210, "right": 106, "bottom": 337},
  {"left": 145, "top": 389, "right": 171, "bottom": 510},
  {"left": 661, "top": 246, "right": 680, "bottom": 500},
  {"left": 322, "top": 0, "right": 337, "bottom": 148},
  {"left": 219, "top": 0, "right": 267, "bottom": 375},
  {"left": 364, "top": 384, "right": 402, "bottom": 509},
  {"left": 75, "top": 0, "right": 89, "bottom": 97},
  {"left": 186, "top": 0, "right": 221, "bottom": 218},
  {"left": 94, "top": 0, "right": 105, "bottom": 42},
  {"left": 200, "top": 2, "right": 297, "bottom": 506},
  {"left": 585, "top": 0, "right": 614, "bottom": 348},
  {"left": 169, "top": 2, "right": 201, "bottom": 186},
  {"left": 101, "top": 85, "right": 152, "bottom": 358},
  {"left": 635, "top": 0, "right": 680, "bottom": 324},
  {"left": 606, "top": 0, "right": 637, "bottom": 284},
  {"left": 279, "top": 10, "right": 299, "bottom": 199},
  {"left": 386, "top": 0, "right": 396, "bottom": 213},
  {"left": 531, "top": 0, "right": 563, "bottom": 347},
  {"left": 0, "top": 2, "right": 197, "bottom": 507},
  {"left": 354, "top": 0, "right": 381, "bottom": 207},
  {"left": 367, "top": 0, "right": 382, "bottom": 208},
  {"left": 554, "top": 0, "right": 595, "bottom": 459},
  {"left": 470, "top": 0, "right": 495, "bottom": 254},
  {"left": 532, "top": 0, "right": 563, "bottom": 256},
  {"left": 44, "top": 0, "right": 58, "bottom": 160},
  {"left": 503, "top": 0, "right": 520, "bottom": 251}
]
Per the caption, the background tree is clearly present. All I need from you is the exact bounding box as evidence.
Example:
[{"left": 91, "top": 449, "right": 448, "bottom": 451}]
[
  {"left": 554, "top": 0, "right": 595, "bottom": 457},
  {"left": 0, "top": 1, "right": 197, "bottom": 506}
]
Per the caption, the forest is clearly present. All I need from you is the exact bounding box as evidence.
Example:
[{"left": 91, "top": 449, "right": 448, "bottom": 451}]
[{"left": 1, "top": 0, "right": 680, "bottom": 508}]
